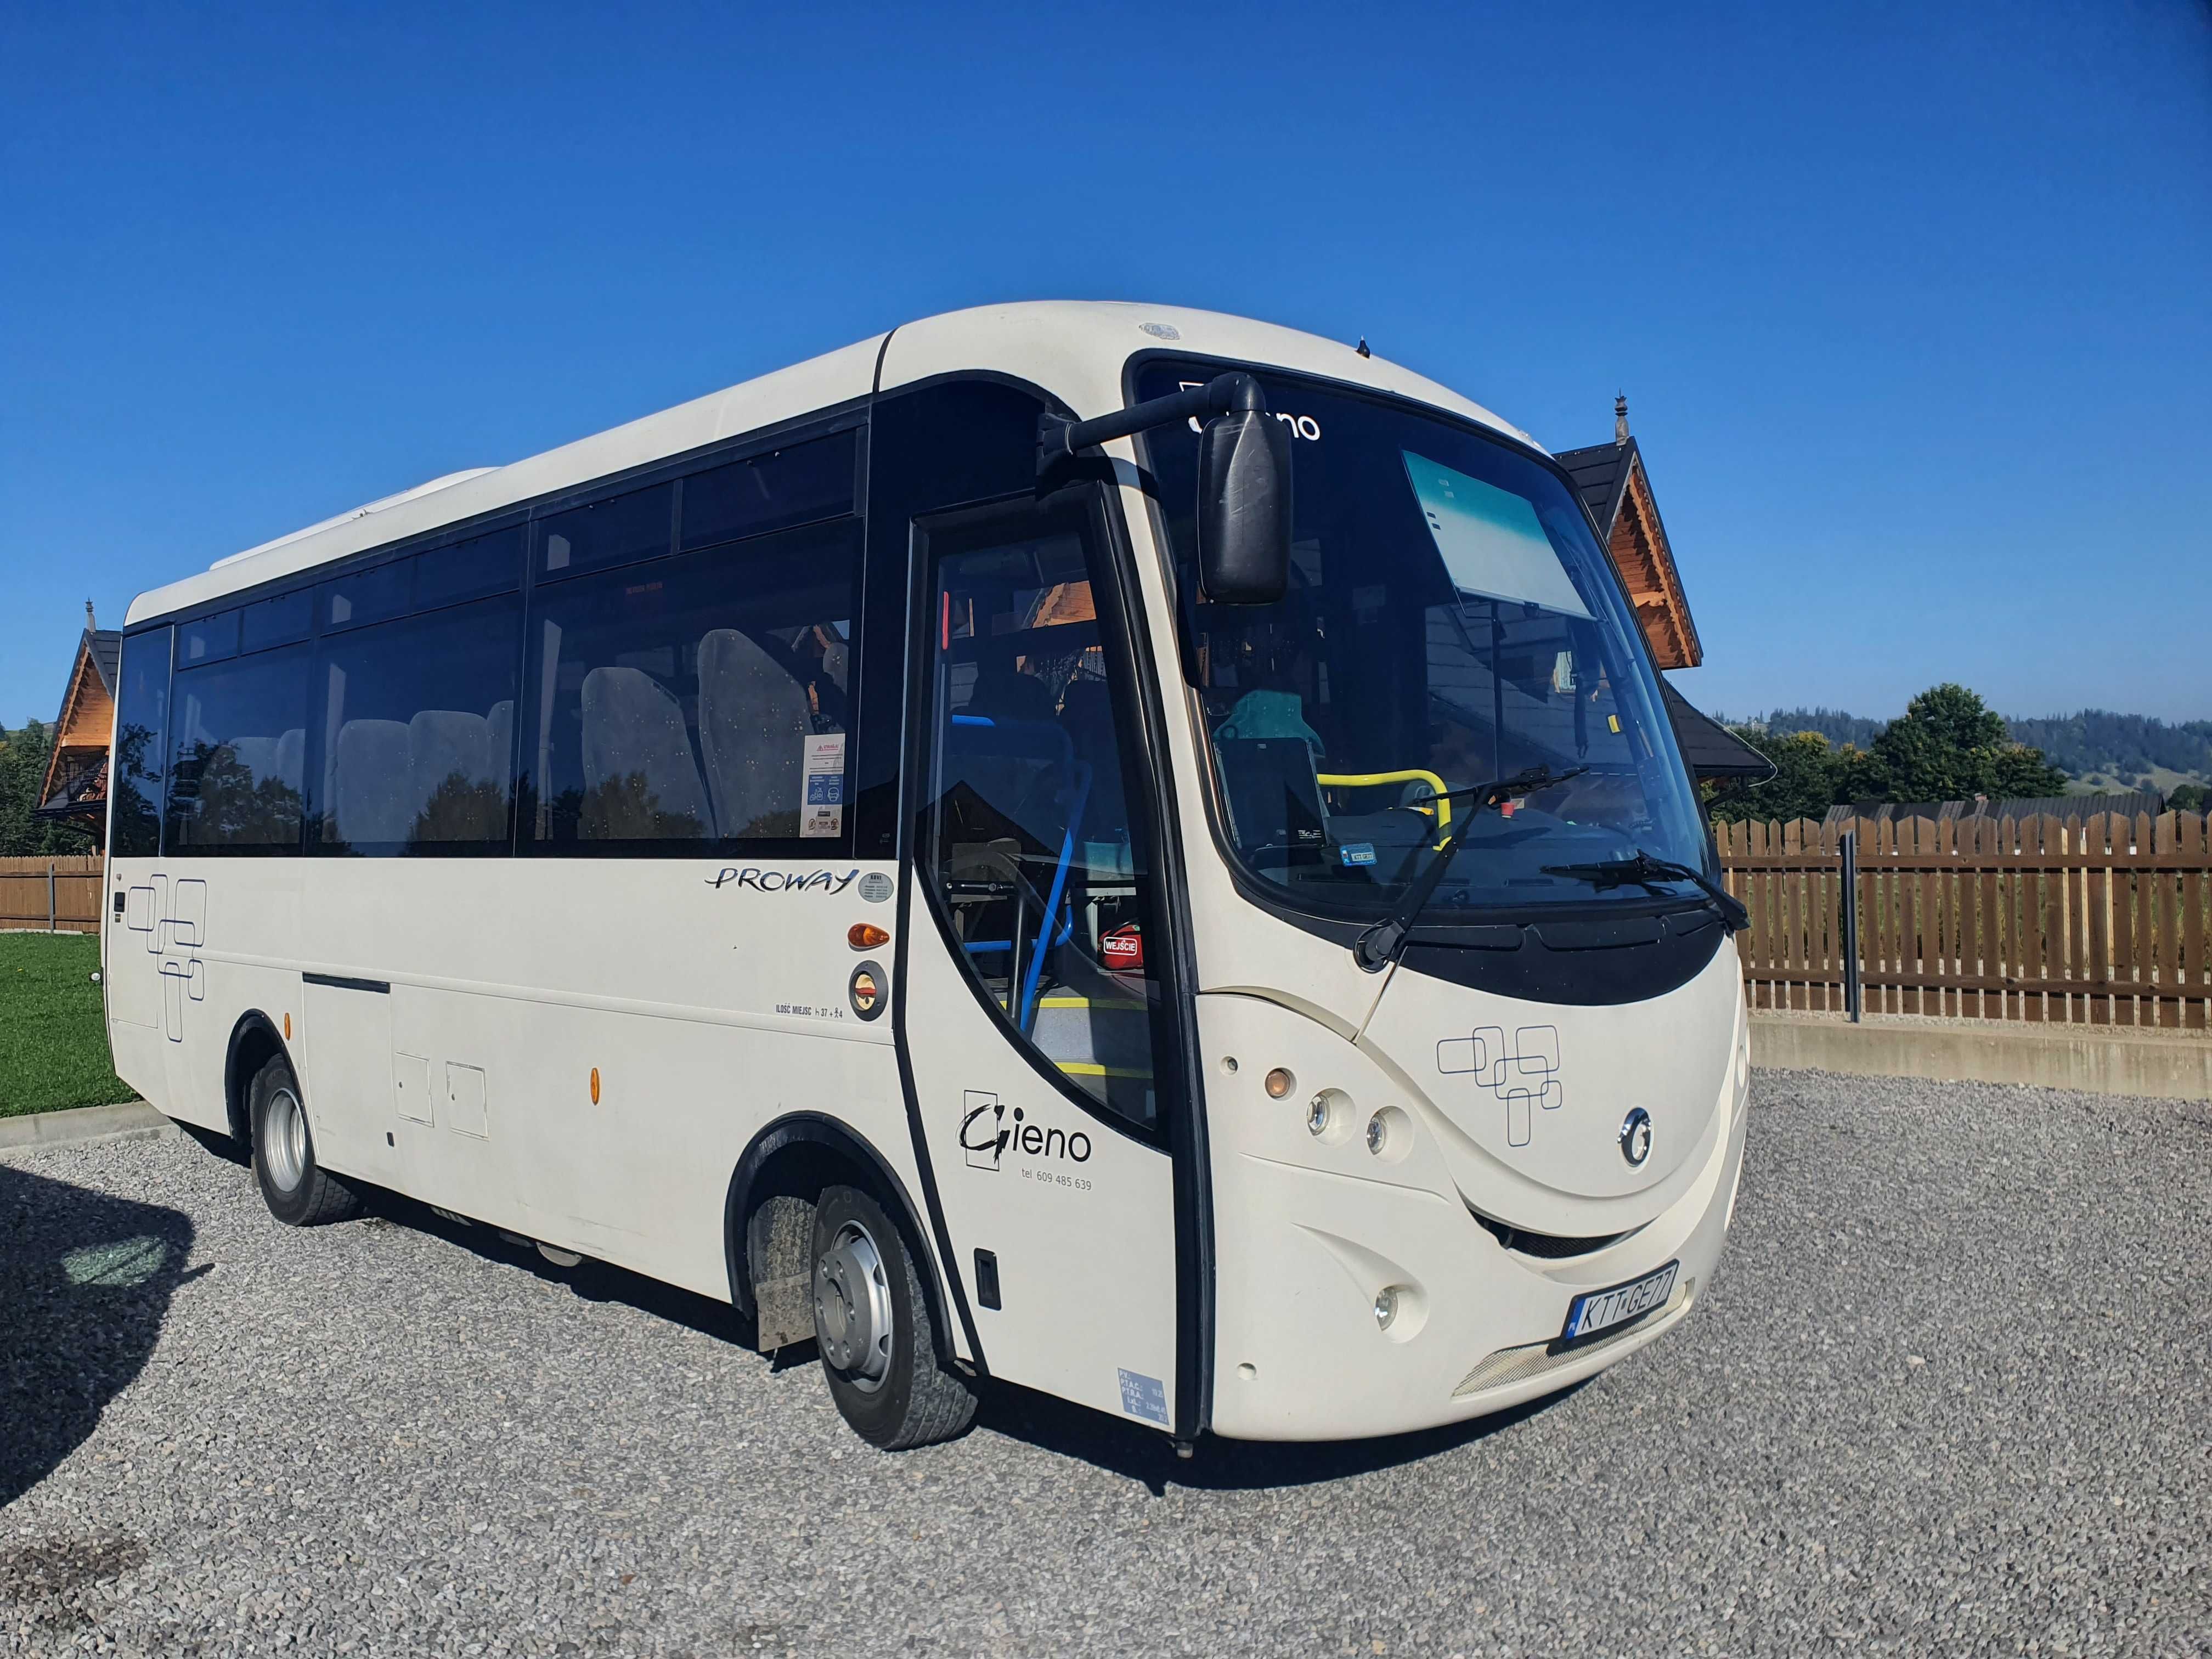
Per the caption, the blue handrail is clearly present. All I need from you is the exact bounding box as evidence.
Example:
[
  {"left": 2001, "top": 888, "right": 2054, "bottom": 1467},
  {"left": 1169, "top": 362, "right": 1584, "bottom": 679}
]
[
  {"left": 946, "top": 707, "right": 1091, "bottom": 1032},
  {"left": 1018, "top": 760, "right": 1091, "bottom": 1034}
]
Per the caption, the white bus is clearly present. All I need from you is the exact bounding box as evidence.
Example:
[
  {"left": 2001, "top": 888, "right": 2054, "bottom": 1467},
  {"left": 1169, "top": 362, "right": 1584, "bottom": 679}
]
[{"left": 104, "top": 303, "right": 1750, "bottom": 1451}]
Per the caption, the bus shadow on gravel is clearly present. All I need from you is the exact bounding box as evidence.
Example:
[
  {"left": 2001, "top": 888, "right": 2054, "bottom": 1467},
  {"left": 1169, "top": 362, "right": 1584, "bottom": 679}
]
[
  {"left": 334, "top": 1176, "right": 1579, "bottom": 1493},
  {"left": 183, "top": 1133, "right": 769, "bottom": 1351},
  {"left": 352, "top": 1183, "right": 754, "bottom": 1347},
  {"left": 972, "top": 1379, "right": 1582, "bottom": 1496},
  {"left": 0, "top": 1161, "right": 201, "bottom": 1509}
]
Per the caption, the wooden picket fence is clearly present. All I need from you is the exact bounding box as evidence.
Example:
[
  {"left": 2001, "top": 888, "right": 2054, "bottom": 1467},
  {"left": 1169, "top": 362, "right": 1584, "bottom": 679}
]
[
  {"left": 1718, "top": 814, "right": 2211, "bottom": 1028},
  {"left": 0, "top": 855, "right": 104, "bottom": 934}
]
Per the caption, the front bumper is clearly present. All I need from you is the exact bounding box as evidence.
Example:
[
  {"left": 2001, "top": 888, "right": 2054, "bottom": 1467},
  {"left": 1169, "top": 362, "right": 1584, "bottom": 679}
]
[{"left": 1200, "top": 992, "right": 1748, "bottom": 1442}]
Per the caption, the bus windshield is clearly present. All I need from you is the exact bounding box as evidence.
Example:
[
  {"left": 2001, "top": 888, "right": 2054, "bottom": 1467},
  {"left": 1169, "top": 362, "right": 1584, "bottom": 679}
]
[{"left": 1135, "top": 361, "right": 1709, "bottom": 923}]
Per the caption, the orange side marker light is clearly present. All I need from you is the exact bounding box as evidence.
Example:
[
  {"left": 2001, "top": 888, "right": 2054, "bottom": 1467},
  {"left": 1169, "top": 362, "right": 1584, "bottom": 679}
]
[
  {"left": 848, "top": 922, "right": 890, "bottom": 951},
  {"left": 283, "top": 1012, "right": 291, "bottom": 1040},
  {"left": 590, "top": 1067, "right": 601, "bottom": 1105}
]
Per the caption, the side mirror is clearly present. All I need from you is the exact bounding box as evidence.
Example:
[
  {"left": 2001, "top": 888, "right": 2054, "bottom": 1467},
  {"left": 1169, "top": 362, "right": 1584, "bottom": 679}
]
[{"left": 1196, "top": 409, "right": 1291, "bottom": 605}]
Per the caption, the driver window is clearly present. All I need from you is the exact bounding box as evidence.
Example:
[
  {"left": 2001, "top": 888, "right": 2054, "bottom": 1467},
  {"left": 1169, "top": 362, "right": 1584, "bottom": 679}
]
[{"left": 915, "top": 498, "right": 1163, "bottom": 1130}]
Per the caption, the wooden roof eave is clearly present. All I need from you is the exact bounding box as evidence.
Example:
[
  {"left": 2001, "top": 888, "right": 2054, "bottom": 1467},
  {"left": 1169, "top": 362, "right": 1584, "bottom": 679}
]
[
  {"left": 1606, "top": 458, "right": 1700, "bottom": 670},
  {"left": 37, "top": 635, "right": 110, "bottom": 811}
]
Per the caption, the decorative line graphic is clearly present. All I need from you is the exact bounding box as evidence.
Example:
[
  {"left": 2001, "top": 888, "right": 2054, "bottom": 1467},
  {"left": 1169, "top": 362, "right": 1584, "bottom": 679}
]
[
  {"left": 127, "top": 876, "right": 207, "bottom": 1043},
  {"left": 1437, "top": 1025, "right": 1562, "bottom": 1149}
]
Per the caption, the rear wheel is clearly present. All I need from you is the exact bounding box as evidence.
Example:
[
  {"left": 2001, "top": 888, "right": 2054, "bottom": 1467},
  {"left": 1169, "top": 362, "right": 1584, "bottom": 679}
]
[
  {"left": 250, "top": 1052, "right": 362, "bottom": 1226},
  {"left": 811, "top": 1184, "right": 974, "bottom": 1449}
]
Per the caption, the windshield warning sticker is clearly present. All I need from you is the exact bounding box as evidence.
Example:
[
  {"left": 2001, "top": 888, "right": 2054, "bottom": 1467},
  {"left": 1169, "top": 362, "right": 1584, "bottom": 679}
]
[{"left": 802, "top": 733, "right": 845, "bottom": 838}]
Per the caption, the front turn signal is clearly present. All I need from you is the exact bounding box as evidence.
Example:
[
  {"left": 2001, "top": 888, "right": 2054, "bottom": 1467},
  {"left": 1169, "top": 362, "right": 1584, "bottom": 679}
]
[{"left": 848, "top": 923, "right": 890, "bottom": 951}]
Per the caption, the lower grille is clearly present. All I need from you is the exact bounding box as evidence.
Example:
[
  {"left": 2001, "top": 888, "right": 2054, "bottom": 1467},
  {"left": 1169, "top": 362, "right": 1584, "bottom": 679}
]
[
  {"left": 1468, "top": 1205, "right": 1640, "bottom": 1259},
  {"left": 1451, "top": 1276, "right": 1696, "bottom": 1398}
]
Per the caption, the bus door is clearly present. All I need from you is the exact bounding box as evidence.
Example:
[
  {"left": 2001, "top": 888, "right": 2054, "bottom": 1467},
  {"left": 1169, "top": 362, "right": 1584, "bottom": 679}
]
[{"left": 893, "top": 481, "right": 1187, "bottom": 1434}]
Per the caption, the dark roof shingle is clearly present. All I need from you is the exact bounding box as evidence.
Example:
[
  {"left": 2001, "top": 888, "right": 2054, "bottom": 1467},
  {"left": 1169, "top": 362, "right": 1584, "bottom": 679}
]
[
  {"left": 89, "top": 629, "right": 121, "bottom": 694},
  {"left": 1550, "top": 439, "right": 1633, "bottom": 535},
  {"left": 1659, "top": 678, "right": 1773, "bottom": 780}
]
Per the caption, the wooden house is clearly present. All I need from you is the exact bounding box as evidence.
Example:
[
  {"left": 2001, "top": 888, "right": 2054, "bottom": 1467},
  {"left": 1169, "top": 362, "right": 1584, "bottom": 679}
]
[
  {"left": 1560, "top": 399, "right": 1767, "bottom": 782},
  {"left": 33, "top": 605, "right": 123, "bottom": 849}
]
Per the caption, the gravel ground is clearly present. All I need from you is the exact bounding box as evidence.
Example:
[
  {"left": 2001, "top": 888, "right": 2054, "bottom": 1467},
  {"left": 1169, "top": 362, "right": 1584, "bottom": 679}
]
[{"left": 3, "top": 1071, "right": 2208, "bottom": 1657}]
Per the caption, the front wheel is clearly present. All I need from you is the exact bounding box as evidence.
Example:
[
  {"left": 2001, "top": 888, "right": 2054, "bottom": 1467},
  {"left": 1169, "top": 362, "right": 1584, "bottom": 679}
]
[
  {"left": 811, "top": 1184, "right": 975, "bottom": 1449},
  {"left": 250, "top": 1052, "right": 362, "bottom": 1227}
]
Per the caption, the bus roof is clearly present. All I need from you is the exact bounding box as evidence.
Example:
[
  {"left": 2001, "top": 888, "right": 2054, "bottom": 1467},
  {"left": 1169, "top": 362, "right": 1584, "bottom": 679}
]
[{"left": 126, "top": 302, "right": 1528, "bottom": 626}]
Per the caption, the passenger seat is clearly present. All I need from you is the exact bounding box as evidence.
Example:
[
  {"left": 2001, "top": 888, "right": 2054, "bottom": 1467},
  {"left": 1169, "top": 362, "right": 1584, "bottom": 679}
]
[{"left": 579, "top": 667, "right": 715, "bottom": 839}]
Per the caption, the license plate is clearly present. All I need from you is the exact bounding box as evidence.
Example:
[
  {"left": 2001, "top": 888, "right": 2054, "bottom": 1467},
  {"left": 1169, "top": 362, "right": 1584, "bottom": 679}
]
[{"left": 1560, "top": 1261, "right": 1679, "bottom": 1344}]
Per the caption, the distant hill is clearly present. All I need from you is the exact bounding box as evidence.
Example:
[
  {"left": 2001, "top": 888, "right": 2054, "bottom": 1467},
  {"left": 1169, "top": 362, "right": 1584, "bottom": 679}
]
[
  {"left": 1716, "top": 706, "right": 2212, "bottom": 794},
  {"left": 1726, "top": 707, "right": 1885, "bottom": 751},
  {"left": 2004, "top": 711, "right": 2212, "bottom": 792}
]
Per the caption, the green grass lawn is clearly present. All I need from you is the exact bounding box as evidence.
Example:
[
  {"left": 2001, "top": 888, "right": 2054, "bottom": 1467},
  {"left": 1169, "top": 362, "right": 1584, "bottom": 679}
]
[{"left": 0, "top": 932, "right": 136, "bottom": 1118}]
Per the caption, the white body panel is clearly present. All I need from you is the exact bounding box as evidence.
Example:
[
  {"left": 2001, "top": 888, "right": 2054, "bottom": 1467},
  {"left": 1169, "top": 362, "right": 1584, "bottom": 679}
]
[
  {"left": 109, "top": 301, "right": 1745, "bottom": 1444},
  {"left": 105, "top": 857, "right": 915, "bottom": 1304}
]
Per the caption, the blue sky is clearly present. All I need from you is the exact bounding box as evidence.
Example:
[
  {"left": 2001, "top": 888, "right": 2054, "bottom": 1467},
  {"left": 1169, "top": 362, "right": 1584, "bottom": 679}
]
[{"left": 4, "top": 2, "right": 2207, "bottom": 727}]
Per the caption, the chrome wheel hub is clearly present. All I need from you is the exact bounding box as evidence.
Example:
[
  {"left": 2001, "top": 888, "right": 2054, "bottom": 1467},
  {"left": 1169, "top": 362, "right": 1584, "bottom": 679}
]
[
  {"left": 263, "top": 1086, "right": 308, "bottom": 1193},
  {"left": 814, "top": 1221, "right": 893, "bottom": 1393}
]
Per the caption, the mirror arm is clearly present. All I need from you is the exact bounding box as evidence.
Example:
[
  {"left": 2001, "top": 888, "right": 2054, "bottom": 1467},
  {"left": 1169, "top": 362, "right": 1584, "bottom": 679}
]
[{"left": 1037, "top": 373, "right": 1266, "bottom": 476}]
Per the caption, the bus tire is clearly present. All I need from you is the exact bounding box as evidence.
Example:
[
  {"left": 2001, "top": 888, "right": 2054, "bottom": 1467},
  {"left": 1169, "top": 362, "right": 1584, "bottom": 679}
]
[
  {"left": 810, "top": 1183, "right": 975, "bottom": 1450},
  {"left": 249, "top": 1052, "right": 363, "bottom": 1227}
]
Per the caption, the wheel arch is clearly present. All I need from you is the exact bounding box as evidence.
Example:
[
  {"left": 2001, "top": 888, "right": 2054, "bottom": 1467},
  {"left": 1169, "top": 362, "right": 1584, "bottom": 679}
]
[
  {"left": 723, "top": 1112, "right": 957, "bottom": 1368},
  {"left": 223, "top": 1010, "right": 291, "bottom": 1148}
]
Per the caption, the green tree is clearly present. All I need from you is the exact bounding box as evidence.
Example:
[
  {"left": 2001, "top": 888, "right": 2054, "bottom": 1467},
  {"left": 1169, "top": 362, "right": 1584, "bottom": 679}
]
[
  {"left": 0, "top": 721, "right": 96, "bottom": 857},
  {"left": 2168, "top": 782, "right": 2210, "bottom": 813},
  {"left": 1707, "top": 727, "right": 1857, "bottom": 825},
  {"left": 1858, "top": 684, "right": 2068, "bottom": 803}
]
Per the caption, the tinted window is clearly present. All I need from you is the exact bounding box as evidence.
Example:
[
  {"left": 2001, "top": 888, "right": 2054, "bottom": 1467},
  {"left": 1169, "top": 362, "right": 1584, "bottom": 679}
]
[
  {"left": 416, "top": 527, "right": 522, "bottom": 610},
  {"left": 166, "top": 647, "right": 311, "bottom": 854},
  {"left": 1137, "top": 360, "right": 1708, "bottom": 919},
  {"left": 538, "top": 483, "right": 673, "bottom": 580},
  {"left": 314, "top": 596, "right": 520, "bottom": 854},
  {"left": 178, "top": 610, "right": 240, "bottom": 666},
  {"left": 111, "top": 628, "right": 170, "bottom": 858},
  {"left": 681, "top": 431, "right": 856, "bottom": 552},
  {"left": 522, "top": 518, "right": 858, "bottom": 853},
  {"left": 323, "top": 560, "right": 410, "bottom": 632},
  {"left": 241, "top": 589, "right": 312, "bottom": 653}
]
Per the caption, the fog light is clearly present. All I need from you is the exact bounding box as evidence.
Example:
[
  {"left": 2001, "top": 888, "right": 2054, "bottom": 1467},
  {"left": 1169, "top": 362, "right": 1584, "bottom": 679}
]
[
  {"left": 1264, "top": 1067, "right": 1295, "bottom": 1099},
  {"left": 1366, "top": 1112, "right": 1389, "bottom": 1155},
  {"left": 1306, "top": 1096, "right": 1330, "bottom": 1136},
  {"left": 1374, "top": 1287, "right": 1399, "bottom": 1330}
]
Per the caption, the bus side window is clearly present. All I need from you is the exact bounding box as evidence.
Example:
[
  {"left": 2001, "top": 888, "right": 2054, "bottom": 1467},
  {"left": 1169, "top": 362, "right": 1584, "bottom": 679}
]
[
  {"left": 313, "top": 595, "right": 521, "bottom": 855},
  {"left": 166, "top": 640, "right": 311, "bottom": 855},
  {"left": 111, "top": 628, "right": 172, "bottom": 859},
  {"left": 913, "top": 497, "right": 1165, "bottom": 1131},
  {"left": 521, "top": 516, "right": 861, "bottom": 854}
]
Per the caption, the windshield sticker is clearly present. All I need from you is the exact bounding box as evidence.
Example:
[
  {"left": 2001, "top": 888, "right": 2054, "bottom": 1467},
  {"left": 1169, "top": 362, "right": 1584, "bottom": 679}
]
[
  {"left": 707, "top": 867, "right": 859, "bottom": 893},
  {"left": 801, "top": 732, "right": 846, "bottom": 838},
  {"left": 1402, "top": 451, "right": 1593, "bottom": 619},
  {"left": 1338, "top": 842, "right": 1377, "bottom": 867}
]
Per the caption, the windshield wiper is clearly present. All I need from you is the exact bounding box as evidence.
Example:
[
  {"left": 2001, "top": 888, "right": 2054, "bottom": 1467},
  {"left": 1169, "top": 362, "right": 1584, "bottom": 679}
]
[
  {"left": 1353, "top": 765, "right": 1586, "bottom": 972},
  {"left": 1539, "top": 850, "right": 1749, "bottom": 933}
]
